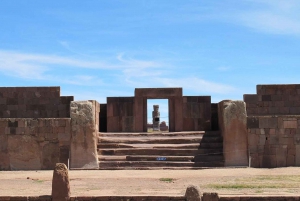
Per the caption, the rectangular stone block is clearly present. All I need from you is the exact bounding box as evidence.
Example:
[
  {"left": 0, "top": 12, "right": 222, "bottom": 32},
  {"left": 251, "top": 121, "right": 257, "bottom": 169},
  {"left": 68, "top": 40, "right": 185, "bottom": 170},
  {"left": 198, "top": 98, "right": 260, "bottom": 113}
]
[
  {"left": 284, "top": 120, "right": 297, "bottom": 128},
  {"left": 247, "top": 117, "right": 259, "bottom": 128}
]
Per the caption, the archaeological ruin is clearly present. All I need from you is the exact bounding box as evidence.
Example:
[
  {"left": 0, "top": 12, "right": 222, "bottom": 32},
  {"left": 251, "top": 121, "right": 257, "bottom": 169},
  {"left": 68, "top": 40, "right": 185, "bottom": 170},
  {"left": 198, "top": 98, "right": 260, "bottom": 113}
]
[{"left": 0, "top": 84, "right": 300, "bottom": 170}]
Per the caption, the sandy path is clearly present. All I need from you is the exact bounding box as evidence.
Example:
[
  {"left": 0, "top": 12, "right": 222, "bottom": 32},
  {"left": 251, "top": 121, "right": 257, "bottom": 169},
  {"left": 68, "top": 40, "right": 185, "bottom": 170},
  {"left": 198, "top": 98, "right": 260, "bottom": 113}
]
[{"left": 0, "top": 167, "right": 299, "bottom": 196}]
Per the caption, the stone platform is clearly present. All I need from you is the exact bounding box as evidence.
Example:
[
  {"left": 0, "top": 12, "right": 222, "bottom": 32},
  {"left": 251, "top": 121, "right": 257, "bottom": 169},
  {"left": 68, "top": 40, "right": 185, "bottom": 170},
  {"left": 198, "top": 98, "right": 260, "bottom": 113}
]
[{"left": 97, "top": 131, "right": 224, "bottom": 170}]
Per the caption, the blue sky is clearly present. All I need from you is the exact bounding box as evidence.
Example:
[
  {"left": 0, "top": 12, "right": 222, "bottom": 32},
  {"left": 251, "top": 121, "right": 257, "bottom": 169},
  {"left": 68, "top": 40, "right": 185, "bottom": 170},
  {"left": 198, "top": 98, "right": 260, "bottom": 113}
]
[{"left": 1, "top": 1, "right": 300, "bottom": 123}]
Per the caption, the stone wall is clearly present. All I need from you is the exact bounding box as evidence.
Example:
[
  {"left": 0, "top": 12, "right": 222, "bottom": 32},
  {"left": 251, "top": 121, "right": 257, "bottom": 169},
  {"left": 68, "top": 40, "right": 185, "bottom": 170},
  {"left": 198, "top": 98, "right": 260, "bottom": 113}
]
[
  {"left": 245, "top": 84, "right": 300, "bottom": 168},
  {"left": 247, "top": 116, "right": 300, "bottom": 168},
  {"left": 182, "top": 96, "right": 211, "bottom": 131},
  {"left": 0, "top": 118, "right": 71, "bottom": 170},
  {"left": 107, "top": 97, "right": 135, "bottom": 132},
  {"left": 244, "top": 84, "right": 300, "bottom": 116},
  {"left": 0, "top": 87, "right": 73, "bottom": 118}
]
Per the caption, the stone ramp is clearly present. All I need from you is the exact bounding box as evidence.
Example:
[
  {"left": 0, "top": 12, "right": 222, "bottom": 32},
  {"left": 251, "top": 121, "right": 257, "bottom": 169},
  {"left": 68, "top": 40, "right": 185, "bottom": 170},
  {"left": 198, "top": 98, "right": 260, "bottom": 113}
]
[{"left": 97, "top": 131, "right": 224, "bottom": 170}]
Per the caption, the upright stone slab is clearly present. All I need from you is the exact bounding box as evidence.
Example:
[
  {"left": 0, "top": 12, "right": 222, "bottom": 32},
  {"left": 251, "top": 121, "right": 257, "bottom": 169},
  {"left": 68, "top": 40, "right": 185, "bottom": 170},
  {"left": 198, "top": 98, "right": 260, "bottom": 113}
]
[
  {"left": 218, "top": 100, "right": 248, "bottom": 166},
  {"left": 52, "top": 163, "right": 70, "bottom": 201},
  {"left": 185, "top": 185, "right": 201, "bottom": 201},
  {"left": 70, "top": 101, "right": 99, "bottom": 169}
]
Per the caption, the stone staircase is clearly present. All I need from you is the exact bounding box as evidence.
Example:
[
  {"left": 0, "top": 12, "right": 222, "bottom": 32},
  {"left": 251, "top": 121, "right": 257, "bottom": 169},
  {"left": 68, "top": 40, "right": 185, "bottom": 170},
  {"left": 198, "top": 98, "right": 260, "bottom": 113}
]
[{"left": 97, "top": 131, "right": 224, "bottom": 170}]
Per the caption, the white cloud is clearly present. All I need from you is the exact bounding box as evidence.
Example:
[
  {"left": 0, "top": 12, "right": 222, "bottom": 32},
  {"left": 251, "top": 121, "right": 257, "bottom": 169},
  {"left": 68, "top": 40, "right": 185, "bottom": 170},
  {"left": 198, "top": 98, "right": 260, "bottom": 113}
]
[
  {"left": 232, "top": 0, "right": 300, "bottom": 35},
  {"left": 155, "top": 77, "right": 235, "bottom": 94}
]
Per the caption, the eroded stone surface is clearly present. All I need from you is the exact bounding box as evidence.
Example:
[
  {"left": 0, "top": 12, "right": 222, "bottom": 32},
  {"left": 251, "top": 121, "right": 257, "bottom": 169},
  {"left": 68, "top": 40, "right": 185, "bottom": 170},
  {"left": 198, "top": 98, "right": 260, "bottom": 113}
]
[
  {"left": 185, "top": 185, "right": 201, "bottom": 201},
  {"left": 218, "top": 100, "right": 248, "bottom": 167},
  {"left": 8, "top": 135, "right": 41, "bottom": 170},
  {"left": 52, "top": 163, "right": 70, "bottom": 201},
  {"left": 70, "top": 101, "right": 98, "bottom": 169}
]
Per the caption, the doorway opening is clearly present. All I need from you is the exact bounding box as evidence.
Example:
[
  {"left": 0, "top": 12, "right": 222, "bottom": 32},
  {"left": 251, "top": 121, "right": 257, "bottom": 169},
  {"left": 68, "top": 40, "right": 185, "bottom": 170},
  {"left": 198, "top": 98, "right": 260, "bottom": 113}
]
[{"left": 147, "top": 99, "right": 169, "bottom": 132}]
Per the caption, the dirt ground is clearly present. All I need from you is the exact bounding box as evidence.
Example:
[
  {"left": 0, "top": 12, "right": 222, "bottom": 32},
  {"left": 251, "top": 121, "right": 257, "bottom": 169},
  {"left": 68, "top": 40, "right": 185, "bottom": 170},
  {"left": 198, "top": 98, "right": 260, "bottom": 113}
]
[{"left": 0, "top": 167, "right": 300, "bottom": 197}]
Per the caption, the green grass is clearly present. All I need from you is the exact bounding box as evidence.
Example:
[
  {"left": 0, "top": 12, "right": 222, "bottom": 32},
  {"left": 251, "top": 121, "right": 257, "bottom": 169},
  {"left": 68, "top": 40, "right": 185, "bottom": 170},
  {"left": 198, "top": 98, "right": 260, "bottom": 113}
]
[
  {"left": 159, "top": 178, "right": 174, "bottom": 183},
  {"left": 33, "top": 179, "right": 44, "bottom": 183},
  {"left": 207, "top": 175, "right": 300, "bottom": 190}
]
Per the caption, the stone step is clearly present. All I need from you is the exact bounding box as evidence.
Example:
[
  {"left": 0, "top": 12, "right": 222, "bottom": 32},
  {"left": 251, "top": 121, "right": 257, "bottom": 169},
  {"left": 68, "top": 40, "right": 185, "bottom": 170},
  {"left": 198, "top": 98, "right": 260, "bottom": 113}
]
[
  {"left": 98, "top": 136, "right": 204, "bottom": 144},
  {"left": 98, "top": 161, "right": 224, "bottom": 169},
  {"left": 98, "top": 131, "right": 221, "bottom": 137},
  {"left": 97, "top": 143, "right": 201, "bottom": 149},
  {"left": 98, "top": 142, "right": 222, "bottom": 149},
  {"left": 194, "top": 154, "right": 224, "bottom": 162},
  {"left": 98, "top": 148, "right": 223, "bottom": 156},
  {"left": 99, "top": 155, "right": 195, "bottom": 162}
]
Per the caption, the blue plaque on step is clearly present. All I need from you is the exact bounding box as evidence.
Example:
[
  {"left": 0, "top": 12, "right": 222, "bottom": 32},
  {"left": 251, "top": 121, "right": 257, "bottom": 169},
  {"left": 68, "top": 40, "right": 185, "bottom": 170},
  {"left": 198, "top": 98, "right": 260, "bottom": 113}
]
[{"left": 156, "top": 157, "right": 166, "bottom": 161}]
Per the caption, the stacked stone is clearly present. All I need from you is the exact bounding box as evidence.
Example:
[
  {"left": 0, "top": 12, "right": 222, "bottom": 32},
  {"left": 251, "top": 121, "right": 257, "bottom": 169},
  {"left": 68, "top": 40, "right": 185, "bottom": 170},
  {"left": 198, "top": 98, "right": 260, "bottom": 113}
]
[
  {"left": 0, "top": 118, "right": 71, "bottom": 170},
  {"left": 0, "top": 87, "right": 73, "bottom": 118},
  {"left": 244, "top": 84, "right": 300, "bottom": 168},
  {"left": 182, "top": 96, "right": 211, "bottom": 131},
  {"left": 106, "top": 97, "right": 135, "bottom": 132},
  {"left": 248, "top": 116, "right": 300, "bottom": 168},
  {"left": 244, "top": 84, "right": 300, "bottom": 116}
]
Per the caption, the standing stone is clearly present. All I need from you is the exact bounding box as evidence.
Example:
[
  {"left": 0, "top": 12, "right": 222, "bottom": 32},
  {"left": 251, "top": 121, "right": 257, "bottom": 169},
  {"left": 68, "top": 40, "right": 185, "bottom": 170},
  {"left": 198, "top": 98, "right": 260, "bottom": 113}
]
[
  {"left": 52, "top": 163, "right": 70, "bottom": 201},
  {"left": 218, "top": 100, "right": 248, "bottom": 166},
  {"left": 70, "top": 101, "right": 99, "bottom": 169},
  {"left": 202, "top": 193, "right": 219, "bottom": 201},
  {"left": 152, "top": 105, "right": 160, "bottom": 131},
  {"left": 185, "top": 185, "right": 201, "bottom": 201}
]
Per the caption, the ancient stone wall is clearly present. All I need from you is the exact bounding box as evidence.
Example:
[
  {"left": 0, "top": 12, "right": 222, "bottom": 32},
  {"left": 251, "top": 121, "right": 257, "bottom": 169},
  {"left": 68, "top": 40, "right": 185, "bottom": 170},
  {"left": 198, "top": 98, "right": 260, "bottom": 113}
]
[
  {"left": 0, "top": 87, "right": 73, "bottom": 118},
  {"left": 244, "top": 84, "right": 300, "bottom": 116},
  {"left": 245, "top": 84, "right": 300, "bottom": 168},
  {"left": 247, "top": 116, "right": 300, "bottom": 168},
  {"left": 182, "top": 96, "right": 211, "bottom": 131},
  {"left": 107, "top": 97, "right": 135, "bottom": 132},
  {"left": 0, "top": 118, "right": 71, "bottom": 170}
]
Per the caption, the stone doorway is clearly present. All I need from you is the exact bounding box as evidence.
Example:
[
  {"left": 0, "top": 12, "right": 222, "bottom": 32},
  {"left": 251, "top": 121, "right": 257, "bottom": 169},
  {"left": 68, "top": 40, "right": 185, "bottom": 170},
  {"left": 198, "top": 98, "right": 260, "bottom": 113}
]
[{"left": 147, "top": 99, "right": 169, "bottom": 132}]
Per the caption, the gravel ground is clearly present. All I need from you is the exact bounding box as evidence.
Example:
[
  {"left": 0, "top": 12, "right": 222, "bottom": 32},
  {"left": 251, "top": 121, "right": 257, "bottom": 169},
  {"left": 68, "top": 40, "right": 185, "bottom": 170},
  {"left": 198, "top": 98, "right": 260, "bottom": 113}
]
[{"left": 0, "top": 167, "right": 300, "bottom": 196}]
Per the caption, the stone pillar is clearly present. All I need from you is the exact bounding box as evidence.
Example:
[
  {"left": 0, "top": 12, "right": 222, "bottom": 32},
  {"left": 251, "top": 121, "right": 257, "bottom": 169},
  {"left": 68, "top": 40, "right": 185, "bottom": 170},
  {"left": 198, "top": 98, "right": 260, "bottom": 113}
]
[
  {"left": 152, "top": 105, "right": 160, "bottom": 131},
  {"left": 185, "top": 185, "right": 201, "bottom": 201},
  {"left": 218, "top": 100, "right": 248, "bottom": 166},
  {"left": 52, "top": 163, "right": 70, "bottom": 201},
  {"left": 70, "top": 101, "right": 99, "bottom": 169}
]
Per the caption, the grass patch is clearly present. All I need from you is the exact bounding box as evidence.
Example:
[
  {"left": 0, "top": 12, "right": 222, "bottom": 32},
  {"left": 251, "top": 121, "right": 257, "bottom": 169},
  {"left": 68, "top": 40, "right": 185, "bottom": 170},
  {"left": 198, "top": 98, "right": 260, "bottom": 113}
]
[
  {"left": 159, "top": 178, "right": 174, "bottom": 183},
  {"left": 33, "top": 179, "right": 44, "bottom": 183},
  {"left": 207, "top": 175, "right": 300, "bottom": 190}
]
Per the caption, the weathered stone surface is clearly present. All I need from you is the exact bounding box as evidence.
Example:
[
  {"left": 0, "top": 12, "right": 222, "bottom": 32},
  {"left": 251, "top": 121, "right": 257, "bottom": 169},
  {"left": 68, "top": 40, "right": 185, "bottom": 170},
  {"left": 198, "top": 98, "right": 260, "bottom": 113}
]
[
  {"left": 0, "top": 135, "right": 9, "bottom": 170},
  {"left": 8, "top": 135, "right": 41, "bottom": 170},
  {"left": 52, "top": 163, "right": 70, "bottom": 201},
  {"left": 202, "top": 193, "right": 219, "bottom": 201},
  {"left": 218, "top": 100, "right": 248, "bottom": 166},
  {"left": 42, "top": 142, "right": 60, "bottom": 170},
  {"left": 70, "top": 101, "right": 98, "bottom": 169},
  {"left": 185, "top": 185, "right": 201, "bottom": 201}
]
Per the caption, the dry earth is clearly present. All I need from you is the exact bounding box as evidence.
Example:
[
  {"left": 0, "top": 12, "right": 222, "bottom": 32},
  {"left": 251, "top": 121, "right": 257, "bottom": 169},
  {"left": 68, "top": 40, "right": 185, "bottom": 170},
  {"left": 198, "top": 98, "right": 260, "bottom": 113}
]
[{"left": 0, "top": 167, "right": 300, "bottom": 197}]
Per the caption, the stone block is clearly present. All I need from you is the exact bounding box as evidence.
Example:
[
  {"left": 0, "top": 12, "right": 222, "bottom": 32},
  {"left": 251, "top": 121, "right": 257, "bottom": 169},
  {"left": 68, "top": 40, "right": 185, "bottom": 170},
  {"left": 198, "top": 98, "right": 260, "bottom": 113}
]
[
  {"left": 70, "top": 101, "right": 98, "bottom": 169},
  {"left": 287, "top": 154, "right": 295, "bottom": 166},
  {"left": 262, "top": 155, "right": 277, "bottom": 168},
  {"left": 247, "top": 117, "right": 259, "bottom": 128},
  {"left": 52, "top": 163, "right": 70, "bottom": 201},
  {"left": 8, "top": 135, "right": 41, "bottom": 170},
  {"left": 284, "top": 120, "right": 297, "bottom": 128},
  {"left": 276, "top": 146, "right": 287, "bottom": 167},
  {"left": 218, "top": 100, "right": 248, "bottom": 166},
  {"left": 202, "top": 193, "right": 219, "bottom": 201},
  {"left": 185, "top": 185, "right": 201, "bottom": 201},
  {"left": 243, "top": 94, "right": 258, "bottom": 103},
  {"left": 296, "top": 145, "right": 300, "bottom": 166},
  {"left": 42, "top": 142, "right": 60, "bottom": 170}
]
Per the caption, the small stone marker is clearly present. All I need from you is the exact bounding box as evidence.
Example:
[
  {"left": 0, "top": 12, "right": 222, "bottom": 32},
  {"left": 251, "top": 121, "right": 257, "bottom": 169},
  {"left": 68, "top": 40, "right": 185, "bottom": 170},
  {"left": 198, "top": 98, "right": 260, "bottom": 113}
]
[
  {"left": 202, "top": 192, "right": 219, "bottom": 201},
  {"left": 52, "top": 163, "right": 70, "bottom": 201},
  {"left": 185, "top": 185, "right": 201, "bottom": 201}
]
